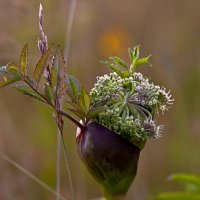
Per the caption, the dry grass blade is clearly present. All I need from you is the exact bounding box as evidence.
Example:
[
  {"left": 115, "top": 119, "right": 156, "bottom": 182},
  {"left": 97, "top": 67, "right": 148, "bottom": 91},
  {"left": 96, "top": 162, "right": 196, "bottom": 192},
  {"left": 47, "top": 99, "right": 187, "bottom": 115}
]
[{"left": 0, "top": 151, "right": 67, "bottom": 200}]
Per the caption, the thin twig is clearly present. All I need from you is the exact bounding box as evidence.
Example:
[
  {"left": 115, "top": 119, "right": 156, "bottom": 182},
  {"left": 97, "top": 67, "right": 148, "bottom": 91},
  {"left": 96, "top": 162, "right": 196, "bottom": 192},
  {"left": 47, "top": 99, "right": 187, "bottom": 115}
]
[{"left": 0, "top": 152, "right": 67, "bottom": 200}]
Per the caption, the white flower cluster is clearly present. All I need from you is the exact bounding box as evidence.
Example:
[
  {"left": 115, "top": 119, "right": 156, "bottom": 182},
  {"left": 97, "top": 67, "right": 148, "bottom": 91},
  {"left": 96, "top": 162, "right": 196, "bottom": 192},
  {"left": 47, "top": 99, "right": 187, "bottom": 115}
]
[
  {"left": 90, "top": 71, "right": 173, "bottom": 147},
  {"left": 91, "top": 72, "right": 173, "bottom": 114},
  {"left": 90, "top": 72, "right": 124, "bottom": 103}
]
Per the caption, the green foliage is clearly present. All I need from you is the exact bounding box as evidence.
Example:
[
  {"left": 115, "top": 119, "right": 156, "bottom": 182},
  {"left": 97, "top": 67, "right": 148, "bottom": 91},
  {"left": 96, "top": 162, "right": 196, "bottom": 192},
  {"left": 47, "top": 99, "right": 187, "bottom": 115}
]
[
  {"left": 101, "top": 45, "right": 151, "bottom": 78},
  {"left": 34, "top": 49, "right": 51, "bottom": 84},
  {"left": 0, "top": 75, "right": 21, "bottom": 88},
  {"left": 156, "top": 174, "right": 200, "bottom": 200},
  {"left": 156, "top": 193, "right": 200, "bottom": 200},
  {"left": 66, "top": 74, "right": 80, "bottom": 99},
  {"left": 20, "top": 43, "right": 28, "bottom": 75},
  {"left": 0, "top": 62, "right": 22, "bottom": 88},
  {"left": 44, "top": 84, "right": 54, "bottom": 102},
  {"left": 14, "top": 85, "right": 46, "bottom": 103}
]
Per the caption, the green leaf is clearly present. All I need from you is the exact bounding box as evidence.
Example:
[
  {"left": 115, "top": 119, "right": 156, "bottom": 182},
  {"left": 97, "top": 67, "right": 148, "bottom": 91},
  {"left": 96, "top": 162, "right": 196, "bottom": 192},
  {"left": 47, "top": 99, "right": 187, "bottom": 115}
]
[
  {"left": 66, "top": 101, "right": 82, "bottom": 112},
  {"left": 66, "top": 74, "right": 80, "bottom": 99},
  {"left": 68, "top": 108, "right": 85, "bottom": 119},
  {"left": 44, "top": 84, "right": 54, "bottom": 102},
  {"left": 169, "top": 174, "right": 200, "bottom": 189},
  {"left": 56, "top": 47, "right": 67, "bottom": 94},
  {"left": 108, "top": 64, "right": 123, "bottom": 77},
  {"left": 14, "top": 85, "right": 46, "bottom": 103},
  {"left": 79, "top": 87, "right": 90, "bottom": 114},
  {"left": 20, "top": 43, "right": 28, "bottom": 75},
  {"left": 128, "top": 46, "right": 140, "bottom": 62},
  {"left": 51, "top": 66, "right": 57, "bottom": 87},
  {"left": 156, "top": 192, "right": 200, "bottom": 200},
  {"left": 34, "top": 49, "right": 51, "bottom": 83},
  {"left": 135, "top": 55, "right": 151, "bottom": 66},
  {"left": 100, "top": 60, "right": 123, "bottom": 76},
  {"left": 87, "top": 106, "right": 107, "bottom": 119},
  {"left": 0, "top": 75, "right": 21, "bottom": 88},
  {"left": 7, "top": 62, "right": 20, "bottom": 75},
  {"left": 109, "top": 56, "right": 128, "bottom": 70}
]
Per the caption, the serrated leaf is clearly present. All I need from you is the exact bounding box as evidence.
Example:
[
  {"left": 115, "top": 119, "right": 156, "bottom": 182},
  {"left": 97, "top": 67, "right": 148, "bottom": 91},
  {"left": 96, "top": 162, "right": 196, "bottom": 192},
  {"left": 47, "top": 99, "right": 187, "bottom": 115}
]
[
  {"left": 79, "top": 87, "right": 90, "bottom": 114},
  {"left": 0, "top": 75, "right": 21, "bottom": 88},
  {"left": 66, "top": 74, "right": 80, "bottom": 99},
  {"left": 14, "top": 85, "right": 45, "bottom": 103},
  {"left": 68, "top": 108, "right": 85, "bottom": 119},
  {"left": 51, "top": 66, "right": 57, "bottom": 87},
  {"left": 34, "top": 49, "right": 51, "bottom": 83},
  {"left": 44, "top": 84, "right": 54, "bottom": 102},
  {"left": 20, "top": 43, "right": 28, "bottom": 75},
  {"left": 56, "top": 47, "right": 67, "bottom": 95},
  {"left": 6, "top": 62, "right": 19, "bottom": 76},
  {"left": 108, "top": 64, "right": 123, "bottom": 77},
  {"left": 91, "top": 94, "right": 116, "bottom": 108},
  {"left": 109, "top": 56, "right": 128, "bottom": 70},
  {"left": 134, "top": 55, "right": 151, "bottom": 67},
  {"left": 156, "top": 192, "right": 200, "bottom": 200},
  {"left": 66, "top": 101, "right": 82, "bottom": 111},
  {"left": 87, "top": 106, "right": 107, "bottom": 119}
]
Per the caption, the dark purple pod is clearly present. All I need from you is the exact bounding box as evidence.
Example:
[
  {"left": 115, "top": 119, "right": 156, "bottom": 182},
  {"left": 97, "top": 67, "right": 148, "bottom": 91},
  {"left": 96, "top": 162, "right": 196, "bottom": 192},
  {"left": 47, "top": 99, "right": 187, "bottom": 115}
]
[{"left": 76, "top": 122, "right": 140, "bottom": 199}]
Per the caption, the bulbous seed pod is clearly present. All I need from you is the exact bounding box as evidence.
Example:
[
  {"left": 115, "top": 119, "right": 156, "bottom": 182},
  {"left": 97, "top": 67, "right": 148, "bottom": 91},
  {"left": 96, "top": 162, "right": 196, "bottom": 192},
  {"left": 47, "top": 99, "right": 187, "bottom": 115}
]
[{"left": 76, "top": 122, "right": 140, "bottom": 200}]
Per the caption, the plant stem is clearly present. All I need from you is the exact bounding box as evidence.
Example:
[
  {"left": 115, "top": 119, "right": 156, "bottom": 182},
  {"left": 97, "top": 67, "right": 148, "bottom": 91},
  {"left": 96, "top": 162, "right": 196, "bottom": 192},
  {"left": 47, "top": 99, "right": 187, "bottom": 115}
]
[
  {"left": 0, "top": 152, "right": 67, "bottom": 200},
  {"left": 57, "top": 109, "right": 84, "bottom": 129},
  {"left": 60, "top": 131, "right": 76, "bottom": 200},
  {"left": 56, "top": 133, "right": 62, "bottom": 200},
  {"left": 24, "top": 79, "right": 84, "bottom": 129},
  {"left": 57, "top": 0, "right": 78, "bottom": 199}
]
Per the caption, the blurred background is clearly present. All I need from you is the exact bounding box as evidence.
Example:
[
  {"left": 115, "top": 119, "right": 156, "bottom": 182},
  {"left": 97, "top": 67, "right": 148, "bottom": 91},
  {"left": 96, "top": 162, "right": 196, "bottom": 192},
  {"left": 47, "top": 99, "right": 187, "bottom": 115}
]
[{"left": 0, "top": 0, "right": 200, "bottom": 199}]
